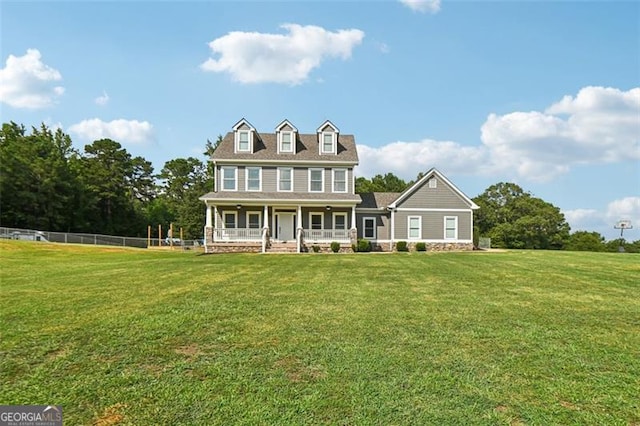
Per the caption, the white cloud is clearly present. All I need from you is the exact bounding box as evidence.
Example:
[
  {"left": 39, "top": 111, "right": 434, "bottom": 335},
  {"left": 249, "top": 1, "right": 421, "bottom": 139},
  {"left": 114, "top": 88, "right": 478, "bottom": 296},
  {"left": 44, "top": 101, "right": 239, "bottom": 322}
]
[
  {"left": 68, "top": 118, "right": 154, "bottom": 145},
  {"left": 606, "top": 196, "right": 640, "bottom": 225},
  {"left": 356, "top": 86, "right": 639, "bottom": 183},
  {"left": 356, "top": 140, "right": 487, "bottom": 180},
  {"left": 481, "top": 86, "right": 640, "bottom": 181},
  {"left": 0, "top": 49, "right": 65, "bottom": 109},
  {"left": 201, "top": 24, "right": 365, "bottom": 85},
  {"left": 563, "top": 197, "right": 640, "bottom": 239},
  {"left": 95, "top": 91, "right": 109, "bottom": 106},
  {"left": 377, "top": 42, "right": 390, "bottom": 54},
  {"left": 399, "top": 0, "right": 441, "bottom": 14}
]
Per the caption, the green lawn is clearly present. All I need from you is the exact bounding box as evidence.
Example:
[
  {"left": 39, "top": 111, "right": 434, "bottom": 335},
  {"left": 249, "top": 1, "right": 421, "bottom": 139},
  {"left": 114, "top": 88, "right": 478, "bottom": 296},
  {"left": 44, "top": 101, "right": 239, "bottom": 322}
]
[{"left": 0, "top": 241, "right": 638, "bottom": 425}]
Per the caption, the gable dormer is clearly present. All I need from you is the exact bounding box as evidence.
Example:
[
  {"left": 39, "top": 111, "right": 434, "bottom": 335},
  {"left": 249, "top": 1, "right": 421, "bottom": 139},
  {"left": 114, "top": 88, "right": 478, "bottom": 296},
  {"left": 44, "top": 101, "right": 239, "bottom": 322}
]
[
  {"left": 317, "top": 120, "right": 339, "bottom": 155},
  {"left": 232, "top": 118, "right": 255, "bottom": 154},
  {"left": 275, "top": 119, "right": 298, "bottom": 154}
]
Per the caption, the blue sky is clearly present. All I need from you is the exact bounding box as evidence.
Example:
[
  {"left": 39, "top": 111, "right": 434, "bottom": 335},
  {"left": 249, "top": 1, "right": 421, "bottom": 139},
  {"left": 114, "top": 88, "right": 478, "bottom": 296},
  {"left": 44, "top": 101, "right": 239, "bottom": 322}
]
[{"left": 1, "top": 0, "right": 639, "bottom": 240}]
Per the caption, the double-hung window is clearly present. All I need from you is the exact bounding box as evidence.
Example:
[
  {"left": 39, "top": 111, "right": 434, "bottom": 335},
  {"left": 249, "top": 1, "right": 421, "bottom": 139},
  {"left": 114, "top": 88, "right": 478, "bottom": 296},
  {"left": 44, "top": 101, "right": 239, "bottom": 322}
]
[
  {"left": 278, "top": 167, "right": 293, "bottom": 192},
  {"left": 321, "top": 133, "right": 334, "bottom": 154},
  {"left": 333, "top": 169, "right": 347, "bottom": 193},
  {"left": 247, "top": 212, "right": 261, "bottom": 229},
  {"left": 445, "top": 216, "right": 458, "bottom": 239},
  {"left": 221, "top": 166, "right": 237, "bottom": 191},
  {"left": 246, "top": 167, "right": 261, "bottom": 191},
  {"left": 237, "top": 131, "right": 250, "bottom": 152},
  {"left": 280, "top": 132, "right": 293, "bottom": 153},
  {"left": 408, "top": 216, "right": 421, "bottom": 240},
  {"left": 309, "top": 168, "right": 324, "bottom": 192},
  {"left": 363, "top": 217, "right": 376, "bottom": 239},
  {"left": 310, "top": 213, "right": 323, "bottom": 230},
  {"left": 224, "top": 212, "right": 237, "bottom": 229},
  {"left": 334, "top": 213, "right": 347, "bottom": 238}
]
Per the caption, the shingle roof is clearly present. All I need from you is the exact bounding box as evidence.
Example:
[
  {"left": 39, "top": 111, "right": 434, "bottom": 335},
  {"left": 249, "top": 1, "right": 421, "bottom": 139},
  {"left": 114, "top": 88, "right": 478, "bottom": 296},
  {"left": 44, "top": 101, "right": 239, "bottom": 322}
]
[
  {"left": 212, "top": 132, "right": 359, "bottom": 163},
  {"left": 357, "top": 192, "right": 401, "bottom": 209}
]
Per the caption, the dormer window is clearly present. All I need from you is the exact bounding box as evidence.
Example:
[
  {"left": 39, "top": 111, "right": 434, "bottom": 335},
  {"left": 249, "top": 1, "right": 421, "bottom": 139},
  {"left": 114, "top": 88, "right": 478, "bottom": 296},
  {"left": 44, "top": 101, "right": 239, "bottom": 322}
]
[
  {"left": 237, "top": 131, "right": 250, "bottom": 152},
  {"left": 322, "top": 133, "right": 335, "bottom": 154},
  {"left": 280, "top": 131, "right": 293, "bottom": 153},
  {"left": 317, "top": 120, "right": 339, "bottom": 155},
  {"left": 232, "top": 118, "right": 255, "bottom": 154},
  {"left": 276, "top": 119, "right": 298, "bottom": 154}
]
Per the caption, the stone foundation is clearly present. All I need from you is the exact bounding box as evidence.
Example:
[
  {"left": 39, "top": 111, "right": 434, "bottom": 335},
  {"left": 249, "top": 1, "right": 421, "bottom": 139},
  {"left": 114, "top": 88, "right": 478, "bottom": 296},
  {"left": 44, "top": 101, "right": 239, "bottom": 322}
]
[
  {"left": 392, "top": 242, "right": 474, "bottom": 252},
  {"left": 207, "top": 243, "right": 262, "bottom": 253}
]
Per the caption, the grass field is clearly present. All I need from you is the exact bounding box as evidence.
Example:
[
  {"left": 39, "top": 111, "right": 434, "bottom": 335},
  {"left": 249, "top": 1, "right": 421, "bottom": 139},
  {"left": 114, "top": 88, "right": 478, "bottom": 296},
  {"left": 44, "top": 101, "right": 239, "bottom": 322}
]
[{"left": 0, "top": 240, "right": 638, "bottom": 425}]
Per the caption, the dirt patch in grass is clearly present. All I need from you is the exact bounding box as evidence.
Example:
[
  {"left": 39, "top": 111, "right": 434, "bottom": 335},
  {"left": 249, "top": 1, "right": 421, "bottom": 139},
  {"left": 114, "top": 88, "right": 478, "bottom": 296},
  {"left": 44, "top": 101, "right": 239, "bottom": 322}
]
[
  {"left": 174, "top": 343, "right": 206, "bottom": 358},
  {"left": 274, "top": 355, "right": 327, "bottom": 383},
  {"left": 93, "top": 403, "right": 126, "bottom": 425}
]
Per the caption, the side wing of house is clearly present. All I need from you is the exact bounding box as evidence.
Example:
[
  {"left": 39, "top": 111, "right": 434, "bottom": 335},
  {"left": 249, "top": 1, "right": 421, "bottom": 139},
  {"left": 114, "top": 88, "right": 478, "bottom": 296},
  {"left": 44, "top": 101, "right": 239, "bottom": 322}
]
[{"left": 388, "top": 169, "right": 479, "bottom": 250}]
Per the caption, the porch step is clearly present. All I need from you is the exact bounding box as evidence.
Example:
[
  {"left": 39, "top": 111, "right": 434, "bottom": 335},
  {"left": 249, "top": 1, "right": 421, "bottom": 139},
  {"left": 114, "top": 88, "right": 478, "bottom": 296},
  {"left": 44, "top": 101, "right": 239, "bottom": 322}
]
[{"left": 267, "top": 242, "right": 298, "bottom": 253}]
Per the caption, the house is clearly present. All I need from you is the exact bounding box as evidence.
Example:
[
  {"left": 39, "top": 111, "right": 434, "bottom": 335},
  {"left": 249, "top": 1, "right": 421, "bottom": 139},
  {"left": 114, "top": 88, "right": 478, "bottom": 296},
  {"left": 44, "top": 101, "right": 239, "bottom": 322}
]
[{"left": 199, "top": 119, "right": 479, "bottom": 253}]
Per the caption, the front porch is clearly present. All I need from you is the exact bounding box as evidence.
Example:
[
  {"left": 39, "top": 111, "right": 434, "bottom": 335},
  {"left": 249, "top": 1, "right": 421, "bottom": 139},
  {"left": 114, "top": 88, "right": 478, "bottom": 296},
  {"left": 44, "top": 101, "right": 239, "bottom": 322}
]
[{"left": 203, "top": 204, "right": 358, "bottom": 253}]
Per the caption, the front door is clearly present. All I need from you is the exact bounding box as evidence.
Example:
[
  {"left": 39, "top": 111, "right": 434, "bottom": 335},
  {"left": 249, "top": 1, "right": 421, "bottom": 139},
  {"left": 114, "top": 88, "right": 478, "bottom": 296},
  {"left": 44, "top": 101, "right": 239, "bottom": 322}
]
[{"left": 277, "top": 213, "right": 295, "bottom": 241}]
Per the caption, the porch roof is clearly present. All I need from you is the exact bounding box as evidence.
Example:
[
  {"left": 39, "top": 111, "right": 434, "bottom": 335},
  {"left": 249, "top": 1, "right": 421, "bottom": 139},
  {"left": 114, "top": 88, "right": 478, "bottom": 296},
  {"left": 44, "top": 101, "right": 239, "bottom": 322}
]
[{"left": 200, "top": 191, "right": 362, "bottom": 205}]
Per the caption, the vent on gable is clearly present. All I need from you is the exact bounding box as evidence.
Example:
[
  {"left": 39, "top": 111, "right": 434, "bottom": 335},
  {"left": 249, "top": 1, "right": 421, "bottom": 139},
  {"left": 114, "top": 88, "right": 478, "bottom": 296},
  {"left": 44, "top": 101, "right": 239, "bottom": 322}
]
[{"left": 428, "top": 178, "right": 437, "bottom": 189}]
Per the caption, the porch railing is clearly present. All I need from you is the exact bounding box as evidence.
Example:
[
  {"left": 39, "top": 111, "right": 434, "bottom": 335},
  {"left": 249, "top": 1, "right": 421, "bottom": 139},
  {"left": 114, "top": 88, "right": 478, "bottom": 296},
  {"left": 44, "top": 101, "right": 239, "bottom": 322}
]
[
  {"left": 303, "top": 229, "right": 350, "bottom": 242},
  {"left": 213, "top": 228, "right": 262, "bottom": 241}
]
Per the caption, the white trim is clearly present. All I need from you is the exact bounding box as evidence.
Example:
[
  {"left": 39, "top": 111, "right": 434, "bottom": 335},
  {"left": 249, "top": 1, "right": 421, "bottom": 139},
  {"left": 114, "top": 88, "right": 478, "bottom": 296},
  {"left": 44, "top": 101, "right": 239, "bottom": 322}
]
[
  {"left": 200, "top": 197, "right": 360, "bottom": 207},
  {"left": 214, "top": 159, "right": 357, "bottom": 166},
  {"left": 363, "top": 216, "right": 376, "bottom": 239},
  {"left": 428, "top": 177, "right": 437, "bottom": 188},
  {"left": 308, "top": 168, "right": 324, "bottom": 192},
  {"left": 278, "top": 131, "right": 294, "bottom": 153},
  {"left": 221, "top": 166, "right": 237, "bottom": 191},
  {"left": 309, "top": 212, "right": 324, "bottom": 230},
  {"left": 394, "top": 208, "right": 473, "bottom": 212},
  {"left": 246, "top": 211, "right": 262, "bottom": 229},
  {"left": 223, "top": 211, "right": 238, "bottom": 228},
  {"left": 408, "top": 215, "right": 422, "bottom": 240},
  {"left": 277, "top": 167, "right": 293, "bottom": 192},
  {"left": 355, "top": 208, "right": 388, "bottom": 213},
  {"left": 236, "top": 129, "right": 252, "bottom": 153},
  {"left": 320, "top": 132, "right": 336, "bottom": 154},
  {"left": 333, "top": 212, "right": 347, "bottom": 230},
  {"left": 444, "top": 216, "right": 458, "bottom": 240},
  {"left": 332, "top": 168, "right": 347, "bottom": 193},
  {"left": 316, "top": 120, "right": 340, "bottom": 134},
  {"left": 389, "top": 168, "right": 480, "bottom": 210},
  {"left": 245, "top": 166, "right": 262, "bottom": 192}
]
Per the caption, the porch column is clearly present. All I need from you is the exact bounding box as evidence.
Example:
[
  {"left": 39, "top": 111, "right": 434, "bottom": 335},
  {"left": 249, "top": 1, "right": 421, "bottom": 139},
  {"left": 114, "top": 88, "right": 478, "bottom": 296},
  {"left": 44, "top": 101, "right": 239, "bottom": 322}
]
[
  {"left": 213, "top": 206, "right": 218, "bottom": 242},
  {"left": 263, "top": 205, "right": 269, "bottom": 228},
  {"left": 262, "top": 205, "right": 269, "bottom": 253},
  {"left": 351, "top": 206, "right": 357, "bottom": 230},
  {"left": 296, "top": 205, "right": 302, "bottom": 253},
  {"left": 390, "top": 208, "right": 395, "bottom": 251},
  {"left": 206, "top": 204, "right": 212, "bottom": 227}
]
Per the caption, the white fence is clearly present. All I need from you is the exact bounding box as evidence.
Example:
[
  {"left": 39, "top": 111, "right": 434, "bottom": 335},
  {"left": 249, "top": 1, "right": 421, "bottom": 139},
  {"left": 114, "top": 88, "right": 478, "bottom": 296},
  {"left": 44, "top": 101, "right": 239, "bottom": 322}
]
[
  {"left": 0, "top": 227, "right": 201, "bottom": 249},
  {"left": 303, "top": 229, "right": 350, "bottom": 242},
  {"left": 213, "top": 228, "right": 262, "bottom": 241}
]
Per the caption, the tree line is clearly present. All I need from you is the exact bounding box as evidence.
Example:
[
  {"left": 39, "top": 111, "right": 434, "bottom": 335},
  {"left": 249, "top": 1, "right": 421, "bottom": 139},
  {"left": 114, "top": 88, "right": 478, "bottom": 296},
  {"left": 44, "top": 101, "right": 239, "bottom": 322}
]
[
  {"left": 1, "top": 122, "right": 636, "bottom": 251},
  {"left": 0, "top": 122, "right": 216, "bottom": 239}
]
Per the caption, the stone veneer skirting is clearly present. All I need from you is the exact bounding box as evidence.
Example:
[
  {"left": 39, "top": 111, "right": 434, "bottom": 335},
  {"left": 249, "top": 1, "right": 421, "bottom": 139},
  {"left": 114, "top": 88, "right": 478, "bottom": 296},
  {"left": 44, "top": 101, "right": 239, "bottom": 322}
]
[{"left": 205, "top": 241, "right": 474, "bottom": 253}]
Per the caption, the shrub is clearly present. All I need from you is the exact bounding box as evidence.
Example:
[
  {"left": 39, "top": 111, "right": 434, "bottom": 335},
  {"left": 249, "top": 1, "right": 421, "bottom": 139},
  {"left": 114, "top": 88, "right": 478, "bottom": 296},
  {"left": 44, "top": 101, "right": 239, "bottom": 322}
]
[
  {"left": 312, "top": 245, "right": 320, "bottom": 253},
  {"left": 396, "top": 241, "right": 409, "bottom": 252},
  {"left": 330, "top": 241, "right": 341, "bottom": 253},
  {"left": 415, "top": 242, "right": 426, "bottom": 252},
  {"left": 357, "top": 239, "right": 371, "bottom": 252}
]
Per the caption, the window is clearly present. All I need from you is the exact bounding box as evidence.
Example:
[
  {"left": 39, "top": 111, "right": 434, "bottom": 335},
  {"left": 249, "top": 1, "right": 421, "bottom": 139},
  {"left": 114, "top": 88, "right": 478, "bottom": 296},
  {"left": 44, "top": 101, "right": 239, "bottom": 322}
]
[
  {"left": 445, "top": 216, "right": 458, "bottom": 239},
  {"left": 333, "top": 169, "right": 347, "bottom": 193},
  {"left": 280, "top": 132, "right": 293, "bottom": 153},
  {"left": 333, "top": 213, "right": 346, "bottom": 230},
  {"left": 224, "top": 212, "right": 237, "bottom": 228},
  {"left": 221, "top": 166, "right": 237, "bottom": 191},
  {"left": 408, "top": 216, "right": 421, "bottom": 240},
  {"left": 247, "top": 212, "right": 261, "bottom": 229},
  {"left": 428, "top": 178, "right": 437, "bottom": 188},
  {"left": 246, "top": 167, "right": 261, "bottom": 191},
  {"left": 278, "top": 167, "right": 293, "bottom": 192},
  {"left": 309, "top": 168, "right": 324, "bottom": 192},
  {"left": 310, "top": 213, "right": 323, "bottom": 230},
  {"left": 363, "top": 217, "right": 376, "bottom": 239},
  {"left": 322, "top": 132, "right": 334, "bottom": 153},
  {"left": 237, "top": 131, "right": 250, "bottom": 152}
]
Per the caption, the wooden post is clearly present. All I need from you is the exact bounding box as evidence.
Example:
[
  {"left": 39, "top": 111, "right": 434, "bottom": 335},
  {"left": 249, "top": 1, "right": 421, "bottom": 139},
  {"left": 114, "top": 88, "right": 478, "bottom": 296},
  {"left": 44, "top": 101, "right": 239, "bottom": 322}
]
[
  {"left": 170, "top": 223, "right": 174, "bottom": 247},
  {"left": 158, "top": 224, "right": 162, "bottom": 247},
  {"left": 147, "top": 225, "right": 151, "bottom": 248}
]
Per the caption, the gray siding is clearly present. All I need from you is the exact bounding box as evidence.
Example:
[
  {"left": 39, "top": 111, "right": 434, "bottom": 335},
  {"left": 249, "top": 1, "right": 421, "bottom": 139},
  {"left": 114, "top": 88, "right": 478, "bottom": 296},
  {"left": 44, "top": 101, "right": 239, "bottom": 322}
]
[
  {"left": 394, "top": 211, "right": 472, "bottom": 240},
  {"left": 397, "top": 176, "right": 470, "bottom": 209},
  {"left": 280, "top": 123, "right": 293, "bottom": 132},
  {"left": 237, "top": 123, "right": 251, "bottom": 131},
  {"left": 356, "top": 213, "right": 390, "bottom": 240}
]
